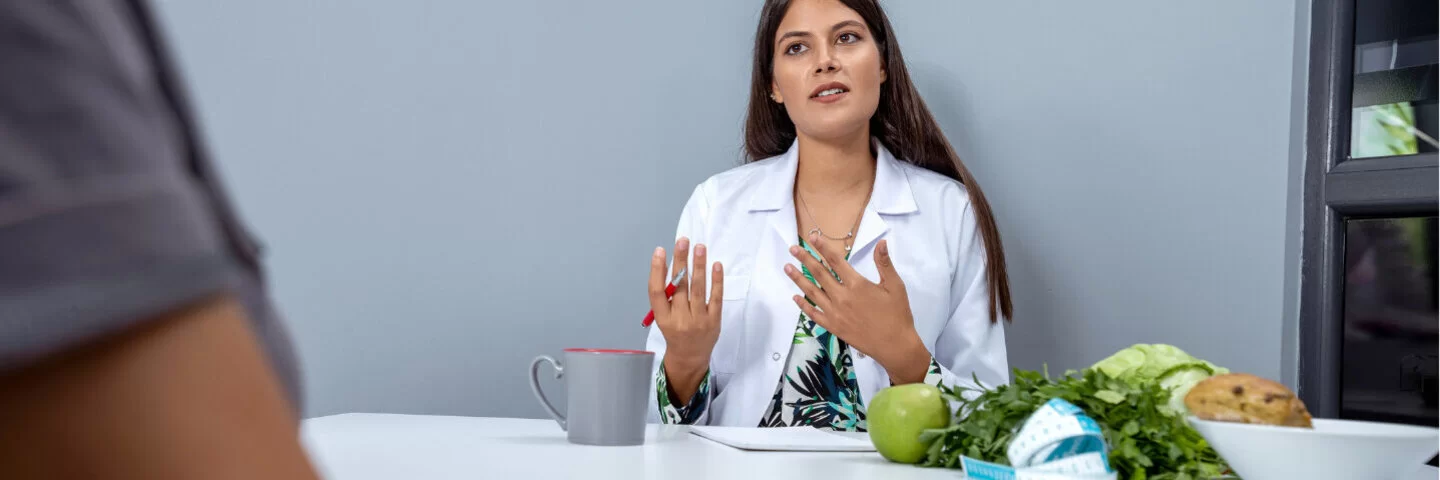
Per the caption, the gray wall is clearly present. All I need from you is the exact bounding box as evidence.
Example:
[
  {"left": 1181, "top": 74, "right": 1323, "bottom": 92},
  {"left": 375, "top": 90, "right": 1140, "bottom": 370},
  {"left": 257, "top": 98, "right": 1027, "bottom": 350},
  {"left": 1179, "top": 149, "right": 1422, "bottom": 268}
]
[
  {"left": 877, "top": 2, "right": 1304, "bottom": 384},
  {"left": 153, "top": 1, "right": 1306, "bottom": 419}
]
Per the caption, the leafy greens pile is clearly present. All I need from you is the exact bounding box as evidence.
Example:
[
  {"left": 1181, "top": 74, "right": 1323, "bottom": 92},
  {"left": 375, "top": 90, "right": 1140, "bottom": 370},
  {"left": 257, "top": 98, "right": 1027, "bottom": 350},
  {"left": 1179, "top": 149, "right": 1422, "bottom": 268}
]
[
  {"left": 1091, "top": 343, "right": 1230, "bottom": 416},
  {"left": 919, "top": 345, "right": 1231, "bottom": 480}
]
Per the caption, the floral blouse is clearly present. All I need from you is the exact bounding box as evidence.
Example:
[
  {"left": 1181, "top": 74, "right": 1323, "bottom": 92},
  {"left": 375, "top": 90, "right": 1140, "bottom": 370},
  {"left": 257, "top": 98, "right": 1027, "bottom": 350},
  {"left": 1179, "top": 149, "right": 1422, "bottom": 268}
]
[{"left": 657, "top": 238, "right": 944, "bottom": 431}]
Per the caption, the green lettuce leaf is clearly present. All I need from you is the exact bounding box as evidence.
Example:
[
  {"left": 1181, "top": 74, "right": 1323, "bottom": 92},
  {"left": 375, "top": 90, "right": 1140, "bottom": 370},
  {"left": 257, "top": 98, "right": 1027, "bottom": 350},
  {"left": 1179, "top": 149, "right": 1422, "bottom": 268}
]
[{"left": 1090, "top": 344, "right": 1228, "bottom": 416}]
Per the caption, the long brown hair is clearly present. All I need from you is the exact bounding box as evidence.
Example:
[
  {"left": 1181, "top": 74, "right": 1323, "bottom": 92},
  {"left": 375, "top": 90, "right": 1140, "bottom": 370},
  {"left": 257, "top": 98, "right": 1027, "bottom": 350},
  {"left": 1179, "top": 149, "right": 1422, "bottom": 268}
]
[{"left": 744, "top": 0, "right": 1013, "bottom": 323}]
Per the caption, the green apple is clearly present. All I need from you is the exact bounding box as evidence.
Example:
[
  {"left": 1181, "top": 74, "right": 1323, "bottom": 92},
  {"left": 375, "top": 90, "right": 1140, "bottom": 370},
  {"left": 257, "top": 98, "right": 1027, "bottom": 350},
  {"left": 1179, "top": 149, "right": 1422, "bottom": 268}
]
[{"left": 867, "top": 383, "right": 951, "bottom": 464}]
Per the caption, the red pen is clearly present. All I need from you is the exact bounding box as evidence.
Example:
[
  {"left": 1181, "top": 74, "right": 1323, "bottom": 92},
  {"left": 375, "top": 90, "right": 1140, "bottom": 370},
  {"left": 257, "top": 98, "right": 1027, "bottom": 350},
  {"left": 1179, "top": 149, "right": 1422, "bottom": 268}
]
[{"left": 641, "top": 267, "right": 687, "bottom": 327}]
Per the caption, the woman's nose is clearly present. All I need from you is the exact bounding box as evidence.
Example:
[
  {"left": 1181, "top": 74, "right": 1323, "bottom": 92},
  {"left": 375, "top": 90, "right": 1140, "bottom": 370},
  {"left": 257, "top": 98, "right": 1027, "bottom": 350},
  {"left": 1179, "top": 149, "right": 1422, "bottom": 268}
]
[{"left": 814, "top": 48, "right": 840, "bottom": 74}]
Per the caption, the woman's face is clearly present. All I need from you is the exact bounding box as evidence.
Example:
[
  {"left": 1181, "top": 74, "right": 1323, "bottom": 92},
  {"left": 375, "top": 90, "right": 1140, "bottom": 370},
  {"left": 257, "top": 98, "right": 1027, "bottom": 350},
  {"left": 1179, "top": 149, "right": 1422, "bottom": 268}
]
[{"left": 770, "top": 0, "right": 886, "bottom": 143}]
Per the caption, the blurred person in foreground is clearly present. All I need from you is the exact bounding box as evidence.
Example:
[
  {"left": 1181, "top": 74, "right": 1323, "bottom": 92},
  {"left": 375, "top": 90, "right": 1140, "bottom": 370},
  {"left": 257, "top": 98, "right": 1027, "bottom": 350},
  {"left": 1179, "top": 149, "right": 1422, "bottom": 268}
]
[{"left": 0, "top": 1, "right": 319, "bottom": 478}]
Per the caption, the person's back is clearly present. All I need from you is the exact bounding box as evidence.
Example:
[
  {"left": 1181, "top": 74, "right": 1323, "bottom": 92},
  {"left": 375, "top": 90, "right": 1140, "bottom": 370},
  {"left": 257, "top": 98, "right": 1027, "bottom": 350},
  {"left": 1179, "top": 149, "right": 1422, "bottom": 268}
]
[{"left": 0, "top": 1, "right": 317, "bottom": 478}]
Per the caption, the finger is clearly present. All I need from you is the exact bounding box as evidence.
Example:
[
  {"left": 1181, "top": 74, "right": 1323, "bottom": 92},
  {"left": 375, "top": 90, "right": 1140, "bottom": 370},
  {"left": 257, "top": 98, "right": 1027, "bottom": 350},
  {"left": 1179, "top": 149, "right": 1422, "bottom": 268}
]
[
  {"left": 670, "top": 237, "right": 691, "bottom": 312},
  {"left": 690, "top": 243, "right": 708, "bottom": 317},
  {"left": 793, "top": 294, "right": 828, "bottom": 325},
  {"left": 707, "top": 262, "right": 724, "bottom": 317},
  {"left": 807, "top": 232, "right": 860, "bottom": 285},
  {"left": 784, "top": 263, "right": 833, "bottom": 312},
  {"left": 647, "top": 247, "right": 671, "bottom": 319},
  {"left": 790, "top": 243, "right": 841, "bottom": 292},
  {"left": 874, "top": 240, "right": 903, "bottom": 291}
]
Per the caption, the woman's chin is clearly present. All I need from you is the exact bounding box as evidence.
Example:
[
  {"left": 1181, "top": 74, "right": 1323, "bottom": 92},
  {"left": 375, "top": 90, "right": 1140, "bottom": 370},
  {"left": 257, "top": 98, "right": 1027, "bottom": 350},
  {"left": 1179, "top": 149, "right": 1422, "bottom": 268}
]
[{"left": 795, "top": 118, "right": 876, "bottom": 144}]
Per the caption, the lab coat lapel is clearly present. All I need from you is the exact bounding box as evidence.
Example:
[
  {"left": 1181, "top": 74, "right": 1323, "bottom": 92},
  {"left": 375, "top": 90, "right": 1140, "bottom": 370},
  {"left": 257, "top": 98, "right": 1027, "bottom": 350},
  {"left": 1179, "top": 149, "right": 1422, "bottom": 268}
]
[{"left": 850, "top": 141, "right": 916, "bottom": 261}]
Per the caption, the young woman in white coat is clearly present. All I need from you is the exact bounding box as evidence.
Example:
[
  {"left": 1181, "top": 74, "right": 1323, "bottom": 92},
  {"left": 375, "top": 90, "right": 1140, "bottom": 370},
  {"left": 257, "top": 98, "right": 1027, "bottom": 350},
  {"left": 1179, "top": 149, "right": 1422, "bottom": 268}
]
[{"left": 644, "top": 0, "right": 1013, "bottom": 431}]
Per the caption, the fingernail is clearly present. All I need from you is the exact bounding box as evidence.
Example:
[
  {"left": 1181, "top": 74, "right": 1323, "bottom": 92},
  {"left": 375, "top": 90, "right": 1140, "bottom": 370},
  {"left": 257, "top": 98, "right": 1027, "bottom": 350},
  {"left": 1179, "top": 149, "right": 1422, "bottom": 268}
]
[
  {"left": 695, "top": 244, "right": 706, "bottom": 256},
  {"left": 790, "top": 246, "right": 801, "bottom": 255},
  {"left": 678, "top": 237, "right": 689, "bottom": 248},
  {"left": 654, "top": 247, "right": 664, "bottom": 257},
  {"left": 714, "top": 262, "right": 722, "bottom": 273}
]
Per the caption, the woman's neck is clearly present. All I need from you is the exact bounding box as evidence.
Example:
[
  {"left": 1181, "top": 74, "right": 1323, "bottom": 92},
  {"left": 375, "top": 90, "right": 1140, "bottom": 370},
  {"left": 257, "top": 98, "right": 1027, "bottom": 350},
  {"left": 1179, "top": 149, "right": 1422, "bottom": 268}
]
[{"left": 794, "top": 131, "right": 875, "bottom": 199}]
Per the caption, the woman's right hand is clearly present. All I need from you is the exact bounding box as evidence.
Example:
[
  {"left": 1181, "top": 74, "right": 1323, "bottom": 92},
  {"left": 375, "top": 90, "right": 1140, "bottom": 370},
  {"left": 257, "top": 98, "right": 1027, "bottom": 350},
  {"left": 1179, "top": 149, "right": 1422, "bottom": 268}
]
[{"left": 649, "top": 237, "right": 723, "bottom": 371}]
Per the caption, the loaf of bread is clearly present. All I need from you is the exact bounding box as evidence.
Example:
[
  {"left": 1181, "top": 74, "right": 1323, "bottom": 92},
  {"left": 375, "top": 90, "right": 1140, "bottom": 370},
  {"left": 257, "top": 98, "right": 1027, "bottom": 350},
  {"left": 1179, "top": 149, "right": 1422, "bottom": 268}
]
[{"left": 1183, "top": 373, "right": 1313, "bottom": 428}]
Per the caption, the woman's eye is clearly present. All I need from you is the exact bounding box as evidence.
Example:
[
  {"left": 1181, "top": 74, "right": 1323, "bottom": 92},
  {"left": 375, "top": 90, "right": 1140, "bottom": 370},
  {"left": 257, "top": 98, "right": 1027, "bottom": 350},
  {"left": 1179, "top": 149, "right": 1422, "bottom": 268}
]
[
  {"left": 837, "top": 32, "right": 860, "bottom": 44},
  {"left": 785, "top": 43, "right": 808, "bottom": 55}
]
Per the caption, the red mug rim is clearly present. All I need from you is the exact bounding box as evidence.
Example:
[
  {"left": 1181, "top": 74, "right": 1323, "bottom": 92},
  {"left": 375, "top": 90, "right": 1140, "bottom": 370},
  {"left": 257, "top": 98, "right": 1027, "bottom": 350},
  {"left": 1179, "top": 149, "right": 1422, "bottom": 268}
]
[{"left": 563, "top": 348, "right": 653, "bottom": 355}]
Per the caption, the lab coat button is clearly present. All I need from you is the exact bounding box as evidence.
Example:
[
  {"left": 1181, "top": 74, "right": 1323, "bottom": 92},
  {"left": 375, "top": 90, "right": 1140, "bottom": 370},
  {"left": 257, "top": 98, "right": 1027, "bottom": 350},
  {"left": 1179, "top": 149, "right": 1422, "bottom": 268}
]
[{"left": 771, "top": 352, "right": 782, "bottom": 361}]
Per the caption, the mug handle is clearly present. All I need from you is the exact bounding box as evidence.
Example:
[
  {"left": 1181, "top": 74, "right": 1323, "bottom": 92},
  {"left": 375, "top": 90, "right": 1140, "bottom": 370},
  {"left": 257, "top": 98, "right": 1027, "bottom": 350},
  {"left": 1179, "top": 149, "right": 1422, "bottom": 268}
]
[{"left": 529, "top": 355, "right": 567, "bottom": 431}]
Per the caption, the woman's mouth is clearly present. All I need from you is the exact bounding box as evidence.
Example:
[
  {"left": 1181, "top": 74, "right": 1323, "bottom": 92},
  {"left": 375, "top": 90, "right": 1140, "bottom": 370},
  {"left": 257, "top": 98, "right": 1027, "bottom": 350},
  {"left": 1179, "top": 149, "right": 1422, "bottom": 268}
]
[
  {"left": 811, "top": 88, "right": 849, "bottom": 104},
  {"left": 810, "top": 82, "right": 850, "bottom": 104}
]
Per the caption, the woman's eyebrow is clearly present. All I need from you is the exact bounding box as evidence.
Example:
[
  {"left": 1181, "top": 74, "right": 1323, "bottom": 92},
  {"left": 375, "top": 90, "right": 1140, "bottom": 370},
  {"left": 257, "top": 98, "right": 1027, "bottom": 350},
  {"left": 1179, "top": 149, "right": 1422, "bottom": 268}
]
[
  {"left": 777, "top": 30, "right": 812, "bottom": 46},
  {"left": 829, "top": 20, "right": 863, "bottom": 33},
  {"left": 776, "top": 20, "right": 865, "bottom": 46}
]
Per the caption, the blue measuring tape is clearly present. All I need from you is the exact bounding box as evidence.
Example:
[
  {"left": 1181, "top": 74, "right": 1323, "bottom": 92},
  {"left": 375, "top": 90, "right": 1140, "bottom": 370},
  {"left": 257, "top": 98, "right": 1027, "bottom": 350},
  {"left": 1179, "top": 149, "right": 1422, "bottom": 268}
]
[{"left": 961, "top": 398, "right": 1117, "bottom": 480}]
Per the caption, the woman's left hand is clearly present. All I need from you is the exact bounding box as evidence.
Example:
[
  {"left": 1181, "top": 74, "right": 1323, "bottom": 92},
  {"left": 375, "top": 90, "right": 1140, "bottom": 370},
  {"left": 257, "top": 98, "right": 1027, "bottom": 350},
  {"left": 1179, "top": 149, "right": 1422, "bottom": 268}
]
[{"left": 784, "top": 234, "right": 931, "bottom": 384}]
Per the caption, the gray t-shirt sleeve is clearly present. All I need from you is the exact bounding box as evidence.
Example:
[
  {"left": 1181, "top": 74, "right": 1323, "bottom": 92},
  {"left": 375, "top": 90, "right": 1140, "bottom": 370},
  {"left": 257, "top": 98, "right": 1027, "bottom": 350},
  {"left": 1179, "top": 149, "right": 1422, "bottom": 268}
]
[
  {"left": 0, "top": 176, "right": 245, "bottom": 367},
  {"left": 0, "top": 2, "right": 298, "bottom": 406}
]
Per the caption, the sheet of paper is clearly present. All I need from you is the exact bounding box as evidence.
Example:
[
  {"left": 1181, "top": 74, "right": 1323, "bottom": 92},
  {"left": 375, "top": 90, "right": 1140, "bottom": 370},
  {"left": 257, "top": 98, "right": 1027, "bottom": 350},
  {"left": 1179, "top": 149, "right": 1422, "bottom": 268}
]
[{"left": 689, "top": 425, "right": 877, "bottom": 452}]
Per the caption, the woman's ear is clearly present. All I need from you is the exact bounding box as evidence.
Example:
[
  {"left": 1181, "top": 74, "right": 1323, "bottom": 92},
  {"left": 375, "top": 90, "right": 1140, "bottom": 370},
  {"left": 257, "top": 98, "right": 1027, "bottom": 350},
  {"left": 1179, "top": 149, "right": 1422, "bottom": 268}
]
[{"left": 770, "top": 82, "right": 784, "bottom": 103}]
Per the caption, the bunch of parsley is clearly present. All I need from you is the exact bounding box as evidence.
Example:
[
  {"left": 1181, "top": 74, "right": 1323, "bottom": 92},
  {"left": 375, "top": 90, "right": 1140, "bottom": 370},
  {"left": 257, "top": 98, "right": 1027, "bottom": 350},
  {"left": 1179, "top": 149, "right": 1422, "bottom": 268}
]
[{"left": 919, "top": 368, "right": 1229, "bottom": 480}]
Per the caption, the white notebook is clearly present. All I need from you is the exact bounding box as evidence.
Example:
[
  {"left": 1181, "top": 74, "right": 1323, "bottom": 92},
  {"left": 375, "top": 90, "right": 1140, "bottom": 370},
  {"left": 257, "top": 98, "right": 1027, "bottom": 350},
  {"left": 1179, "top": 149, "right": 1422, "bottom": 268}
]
[{"left": 689, "top": 426, "right": 877, "bottom": 452}]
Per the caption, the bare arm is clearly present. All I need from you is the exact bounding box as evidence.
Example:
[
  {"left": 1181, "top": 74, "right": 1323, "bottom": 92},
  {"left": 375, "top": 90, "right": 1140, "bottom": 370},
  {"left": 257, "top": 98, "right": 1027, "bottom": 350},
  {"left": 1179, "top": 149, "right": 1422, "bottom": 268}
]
[{"left": 0, "top": 296, "right": 320, "bottom": 480}]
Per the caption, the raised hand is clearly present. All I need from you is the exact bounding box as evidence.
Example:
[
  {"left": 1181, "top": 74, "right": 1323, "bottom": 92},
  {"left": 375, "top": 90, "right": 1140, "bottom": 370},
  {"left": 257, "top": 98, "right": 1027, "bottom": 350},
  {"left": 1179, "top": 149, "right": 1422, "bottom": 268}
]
[
  {"left": 648, "top": 237, "right": 723, "bottom": 398},
  {"left": 784, "top": 234, "right": 930, "bottom": 384}
]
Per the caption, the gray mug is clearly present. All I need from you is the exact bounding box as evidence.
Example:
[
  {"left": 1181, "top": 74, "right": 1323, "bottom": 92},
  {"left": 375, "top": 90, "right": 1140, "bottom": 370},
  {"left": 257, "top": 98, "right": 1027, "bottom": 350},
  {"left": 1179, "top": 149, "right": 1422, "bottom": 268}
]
[{"left": 529, "top": 348, "right": 654, "bottom": 446}]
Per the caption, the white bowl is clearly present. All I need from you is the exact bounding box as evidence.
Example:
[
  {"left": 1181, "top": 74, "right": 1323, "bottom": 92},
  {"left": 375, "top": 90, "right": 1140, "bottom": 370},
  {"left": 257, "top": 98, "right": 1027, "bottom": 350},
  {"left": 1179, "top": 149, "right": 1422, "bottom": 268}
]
[{"left": 1188, "top": 417, "right": 1438, "bottom": 480}]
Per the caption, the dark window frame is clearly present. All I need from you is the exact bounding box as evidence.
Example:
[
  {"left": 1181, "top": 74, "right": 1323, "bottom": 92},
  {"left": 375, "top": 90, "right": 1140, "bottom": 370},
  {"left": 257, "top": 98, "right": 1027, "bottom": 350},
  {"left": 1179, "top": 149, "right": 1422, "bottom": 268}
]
[{"left": 1298, "top": 0, "right": 1439, "bottom": 417}]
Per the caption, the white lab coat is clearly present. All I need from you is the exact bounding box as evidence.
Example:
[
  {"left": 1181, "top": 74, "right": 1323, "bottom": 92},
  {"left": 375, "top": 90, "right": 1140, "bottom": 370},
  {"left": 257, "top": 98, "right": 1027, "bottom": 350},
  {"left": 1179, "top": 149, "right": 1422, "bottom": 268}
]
[{"left": 644, "top": 139, "right": 1009, "bottom": 426}]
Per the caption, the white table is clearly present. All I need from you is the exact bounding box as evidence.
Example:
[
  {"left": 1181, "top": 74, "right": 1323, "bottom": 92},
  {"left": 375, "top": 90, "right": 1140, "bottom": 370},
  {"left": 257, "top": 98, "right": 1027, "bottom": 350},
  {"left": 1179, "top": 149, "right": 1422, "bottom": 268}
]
[
  {"left": 302, "top": 413, "right": 1440, "bottom": 480},
  {"left": 301, "top": 413, "right": 960, "bottom": 479}
]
